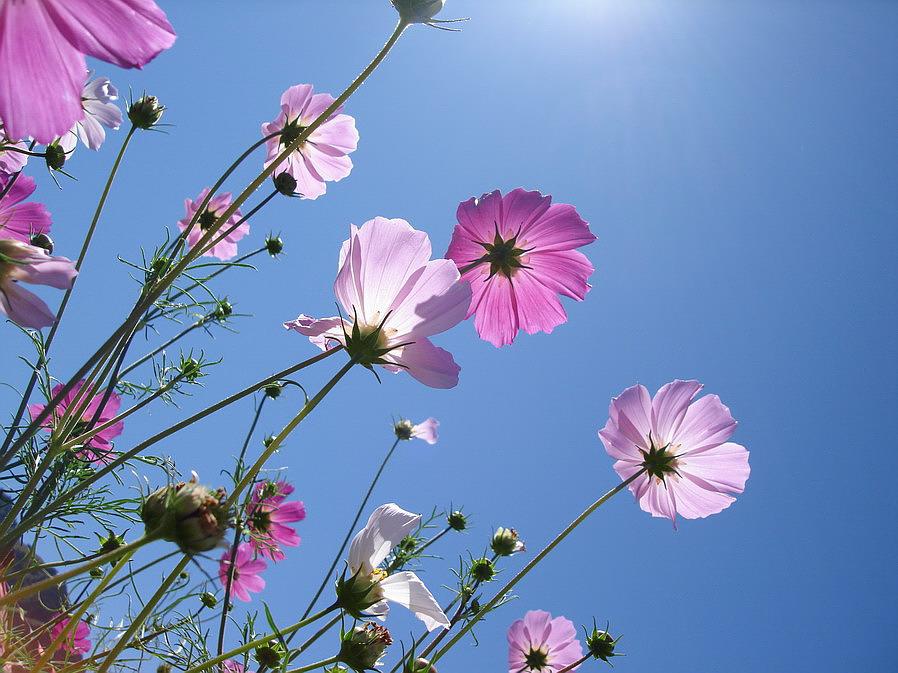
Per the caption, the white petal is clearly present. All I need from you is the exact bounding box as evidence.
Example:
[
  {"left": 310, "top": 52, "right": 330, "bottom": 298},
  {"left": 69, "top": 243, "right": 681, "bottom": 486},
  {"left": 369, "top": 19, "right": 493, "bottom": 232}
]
[
  {"left": 348, "top": 503, "right": 419, "bottom": 572},
  {"left": 379, "top": 571, "right": 450, "bottom": 631}
]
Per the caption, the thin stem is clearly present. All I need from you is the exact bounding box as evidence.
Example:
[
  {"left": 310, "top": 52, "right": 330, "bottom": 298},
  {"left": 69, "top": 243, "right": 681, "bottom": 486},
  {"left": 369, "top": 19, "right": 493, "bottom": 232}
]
[
  {"left": 302, "top": 436, "right": 402, "bottom": 619},
  {"left": 285, "top": 656, "right": 340, "bottom": 673},
  {"left": 556, "top": 652, "right": 593, "bottom": 673},
  {"left": 429, "top": 472, "right": 645, "bottom": 665},
  {"left": 95, "top": 554, "right": 192, "bottom": 673},
  {"left": 120, "top": 312, "right": 213, "bottom": 377},
  {"left": 0, "top": 348, "right": 341, "bottom": 548}
]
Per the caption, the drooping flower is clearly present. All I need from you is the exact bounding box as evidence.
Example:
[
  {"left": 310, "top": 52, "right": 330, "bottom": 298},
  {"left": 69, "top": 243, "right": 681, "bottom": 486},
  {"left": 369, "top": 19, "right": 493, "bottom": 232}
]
[
  {"left": 336, "top": 503, "right": 450, "bottom": 631},
  {"left": 246, "top": 480, "right": 306, "bottom": 561},
  {"left": 57, "top": 73, "right": 122, "bottom": 153},
  {"left": 0, "top": 175, "right": 52, "bottom": 243},
  {"left": 177, "top": 188, "right": 248, "bottom": 261},
  {"left": 393, "top": 417, "right": 439, "bottom": 444},
  {"left": 218, "top": 542, "right": 266, "bottom": 602},
  {"left": 28, "top": 379, "right": 122, "bottom": 464},
  {"left": 0, "top": 0, "right": 176, "bottom": 144},
  {"left": 445, "top": 188, "right": 596, "bottom": 347},
  {"left": 507, "top": 610, "right": 584, "bottom": 673},
  {"left": 261, "top": 84, "right": 358, "bottom": 200},
  {"left": 598, "top": 380, "right": 751, "bottom": 528},
  {"left": 49, "top": 616, "right": 91, "bottom": 658},
  {"left": 285, "top": 217, "right": 471, "bottom": 389},
  {"left": 0, "top": 238, "right": 76, "bottom": 329}
]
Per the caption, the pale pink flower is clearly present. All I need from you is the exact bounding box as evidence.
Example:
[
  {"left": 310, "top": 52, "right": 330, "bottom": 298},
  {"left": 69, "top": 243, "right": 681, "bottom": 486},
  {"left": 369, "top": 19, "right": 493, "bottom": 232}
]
[
  {"left": 57, "top": 73, "right": 122, "bottom": 153},
  {"left": 49, "top": 616, "right": 91, "bottom": 658},
  {"left": 246, "top": 480, "right": 306, "bottom": 561},
  {"left": 222, "top": 661, "right": 255, "bottom": 673},
  {"left": 285, "top": 217, "right": 471, "bottom": 389},
  {"left": 0, "top": 175, "right": 52, "bottom": 243},
  {"left": 445, "top": 188, "right": 596, "bottom": 347},
  {"left": 0, "top": 238, "right": 75, "bottom": 329},
  {"left": 0, "top": 126, "right": 27, "bottom": 175},
  {"left": 0, "top": 0, "right": 176, "bottom": 144},
  {"left": 507, "top": 610, "right": 584, "bottom": 673},
  {"left": 28, "top": 379, "right": 123, "bottom": 464},
  {"left": 598, "top": 380, "right": 751, "bottom": 529},
  {"left": 395, "top": 417, "right": 439, "bottom": 444},
  {"left": 177, "top": 188, "right": 248, "bottom": 261},
  {"left": 261, "top": 84, "right": 358, "bottom": 200},
  {"left": 344, "top": 503, "right": 450, "bottom": 631},
  {"left": 219, "top": 542, "right": 266, "bottom": 602}
]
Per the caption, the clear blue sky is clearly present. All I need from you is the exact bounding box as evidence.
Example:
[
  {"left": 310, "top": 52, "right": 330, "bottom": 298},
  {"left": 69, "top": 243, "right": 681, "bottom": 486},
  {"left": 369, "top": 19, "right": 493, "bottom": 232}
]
[{"left": 2, "top": 1, "right": 895, "bottom": 671}]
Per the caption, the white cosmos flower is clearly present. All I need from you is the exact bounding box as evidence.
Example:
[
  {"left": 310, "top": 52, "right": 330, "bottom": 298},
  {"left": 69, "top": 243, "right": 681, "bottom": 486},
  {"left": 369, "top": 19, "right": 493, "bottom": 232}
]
[{"left": 346, "top": 503, "right": 449, "bottom": 631}]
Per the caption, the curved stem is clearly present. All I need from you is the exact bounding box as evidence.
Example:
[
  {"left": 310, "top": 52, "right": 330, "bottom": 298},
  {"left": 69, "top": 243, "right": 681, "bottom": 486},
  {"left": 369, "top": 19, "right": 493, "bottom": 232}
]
[{"left": 428, "top": 471, "right": 645, "bottom": 665}]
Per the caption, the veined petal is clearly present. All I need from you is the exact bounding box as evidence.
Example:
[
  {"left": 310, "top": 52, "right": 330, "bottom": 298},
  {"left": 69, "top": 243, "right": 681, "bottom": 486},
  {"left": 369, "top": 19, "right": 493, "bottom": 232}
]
[
  {"left": 651, "top": 379, "right": 703, "bottom": 447},
  {"left": 0, "top": 282, "right": 56, "bottom": 329},
  {"left": 379, "top": 571, "right": 449, "bottom": 631},
  {"left": 388, "top": 338, "right": 460, "bottom": 389},
  {"left": 676, "top": 393, "right": 737, "bottom": 454},
  {"left": 348, "top": 504, "right": 419, "bottom": 572}
]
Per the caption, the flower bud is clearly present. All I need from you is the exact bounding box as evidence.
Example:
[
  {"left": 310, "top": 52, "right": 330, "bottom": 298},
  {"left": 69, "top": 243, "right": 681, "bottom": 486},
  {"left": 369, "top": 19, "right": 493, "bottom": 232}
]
[
  {"left": 254, "top": 641, "right": 285, "bottom": 668},
  {"left": 394, "top": 419, "right": 414, "bottom": 440},
  {"left": 89, "top": 567, "right": 103, "bottom": 579},
  {"left": 264, "top": 382, "right": 283, "bottom": 399},
  {"left": 490, "top": 526, "right": 525, "bottom": 556},
  {"left": 273, "top": 171, "right": 298, "bottom": 196},
  {"left": 128, "top": 95, "right": 165, "bottom": 130},
  {"left": 179, "top": 356, "right": 202, "bottom": 382},
  {"left": 212, "top": 299, "right": 233, "bottom": 321},
  {"left": 200, "top": 592, "right": 218, "bottom": 608},
  {"left": 447, "top": 510, "right": 467, "bottom": 531},
  {"left": 338, "top": 622, "right": 392, "bottom": 672},
  {"left": 406, "top": 658, "right": 438, "bottom": 673},
  {"left": 45, "top": 143, "right": 66, "bottom": 170},
  {"left": 141, "top": 476, "right": 234, "bottom": 553},
  {"left": 30, "top": 233, "right": 53, "bottom": 254},
  {"left": 585, "top": 622, "right": 623, "bottom": 664},
  {"left": 157, "top": 665, "right": 173, "bottom": 673},
  {"left": 265, "top": 235, "right": 284, "bottom": 257},
  {"left": 391, "top": 0, "right": 444, "bottom": 23},
  {"left": 469, "top": 557, "right": 495, "bottom": 582}
]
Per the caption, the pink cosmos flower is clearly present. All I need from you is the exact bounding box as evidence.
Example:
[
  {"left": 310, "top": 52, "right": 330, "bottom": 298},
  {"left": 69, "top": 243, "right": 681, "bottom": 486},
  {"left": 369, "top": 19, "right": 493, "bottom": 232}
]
[
  {"left": 222, "top": 661, "right": 255, "bottom": 673},
  {"left": 598, "top": 380, "right": 751, "bottom": 529},
  {"left": 58, "top": 73, "right": 122, "bottom": 153},
  {"left": 394, "top": 417, "right": 439, "bottom": 444},
  {"left": 28, "top": 379, "right": 123, "bottom": 464},
  {"left": 0, "top": 0, "right": 176, "bottom": 144},
  {"left": 218, "top": 542, "right": 266, "bottom": 602},
  {"left": 0, "top": 175, "right": 52, "bottom": 243},
  {"left": 445, "top": 188, "right": 596, "bottom": 347},
  {"left": 49, "top": 616, "right": 91, "bottom": 658},
  {"left": 0, "top": 126, "right": 27, "bottom": 175},
  {"left": 246, "top": 480, "right": 306, "bottom": 561},
  {"left": 0, "top": 238, "right": 76, "bottom": 329},
  {"left": 261, "top": 84, "right": 358, "bottom": 200},
  {"left": 177, "top": 188, "right": 248, "bottom": 261},
  {"left": 507, "top": 610, "right": 584, "bottom": 673},
  {"left": 285, "top": 217, "right": 471, "bottom": 389}
]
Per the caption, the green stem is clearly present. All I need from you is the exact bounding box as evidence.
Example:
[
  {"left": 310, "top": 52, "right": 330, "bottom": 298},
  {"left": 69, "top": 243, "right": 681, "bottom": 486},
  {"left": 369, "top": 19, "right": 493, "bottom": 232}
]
[
  {"left": 285, "top": 656, "right": 340, "bottom": 673},
  {"left": 95, "top": 554, "right": 192, "bottom": 673},
  {"left": 429, "top": 471, "right": 645, "bottom": 665},
  {"left": 302, "top": 436, "right": 402, "bottom": 620},
  {"left": 556, "top": 652, "right": 593, "bottom": 673}
]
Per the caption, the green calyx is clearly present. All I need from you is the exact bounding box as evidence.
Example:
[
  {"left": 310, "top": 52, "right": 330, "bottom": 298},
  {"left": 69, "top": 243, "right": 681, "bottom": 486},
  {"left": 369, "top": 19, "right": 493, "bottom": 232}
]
[
  {"left": 468, "top": 224, "right": 532, "bottom": 280},
  {"left": 638, "top": 438, "right": 680, "bottom": 482},
  {"left": 198, "top": 209, "right": 219, "bottom": 231},
  {"left": 343, "top": 316, "right": 408, "bottom": 370},
  {"left": 523, "top": 647, "right": 549, "bottom": 670},
  {"left": 335, "top": 568, "right": 383, "bottom": 620},
  {"left": 280, "top": 119, "right": 308, "bottom": 147}
]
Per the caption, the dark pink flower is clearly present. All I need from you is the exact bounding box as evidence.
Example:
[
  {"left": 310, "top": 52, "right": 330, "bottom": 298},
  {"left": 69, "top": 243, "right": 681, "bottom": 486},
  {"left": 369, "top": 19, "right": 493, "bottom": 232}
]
[
  {"left": 0, "top": 0, "right": 176, "bottom": 144},
  {"left": 0, "top": 175, "right": 52, "bottom": 243},
  {"left": 507, "top": 610, "right": 584, "bottom": 673},
  {"left": 177, "top": 188, "right": 248, "bottom": 261},
  {"left": 599, "top": 380, "right": 751, "bottom": 529},
  {"left": 0, "top": 238, "right": 76, "bottom": 329},
  {"left": 49, "top": 615, "right": 91, "bottom": 658},
  {"left": 285, "top": 217, "right": 471, "bottom": 389},
  {"left": 445, "top": 188, "right": 596, "bottom": 347},
  {"left": 246, "top": 480, "right": 306, "bottom": 561},
  {"left": 28, "top": 379, "right": 123, "bottom": 464},
  {"left": 218, "top": 542, "right": 266, "bottom": 602},
  {"left": 261, "top": 84, "right": 358, "bottom": 200}
]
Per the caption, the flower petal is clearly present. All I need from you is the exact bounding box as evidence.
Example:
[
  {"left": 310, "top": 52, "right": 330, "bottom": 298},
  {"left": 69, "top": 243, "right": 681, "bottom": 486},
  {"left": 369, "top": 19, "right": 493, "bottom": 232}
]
[
  {"left": 388, "top": 338, "right": 461, "bottom": 389},
  {"left": 379, "top": 571, "right": 449, "bottom": 631},
  {"left": 348, "top": 504, "right": 419, "bottom": 572}
]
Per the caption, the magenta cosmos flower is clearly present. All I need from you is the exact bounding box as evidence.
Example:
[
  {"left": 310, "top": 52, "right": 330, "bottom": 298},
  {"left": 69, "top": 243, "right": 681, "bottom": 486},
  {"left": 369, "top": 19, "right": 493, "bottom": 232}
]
[
  {"left": 599, "top": 380, "right": 751, "bottom": 529},
  {"left": 0, "top": 238, "right": 75, "bottom": 329},
  {"left": 49, "top": 616, "right": 91, "bottom": 658},
  {"left": 0, "top": 175, "right": 52, "bottom": 243},
  {"left": 219, "top": 542, "right": 266, "bottom": 602},
  {"left": 507, "top": 610, "right": 584, "bottom": 673},
  {"left": 0, "top": 0, "right": 176, "bottom": 144},
  {"left": 445, "top": 188, "right": 596, "bottom": 347},
  {"left": 177, "top": 188, "right": 248, "bottom": 261},
  {"left": 246, "top": 480, "right": 306, "bottom": 561},
  {"left": 222, "top": 661, "right": 256, "bottom": 673},
  {"left": 28, "top": 379, "right": 123, "bottom": 464},
  {"left": 261, "top": 84, "right": 358, "bottom": 200},
  {"left": 285, "top": 217, "right": 471, "bottom": 389}
]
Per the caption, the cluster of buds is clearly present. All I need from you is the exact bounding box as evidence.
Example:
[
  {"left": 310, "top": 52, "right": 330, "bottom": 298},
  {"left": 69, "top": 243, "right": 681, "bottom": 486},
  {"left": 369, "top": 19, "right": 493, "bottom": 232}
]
[
  {"left": 337, "top": 622, "right": 392, "bottom": 672},
  {"left": 490, "top": 527, "right": 525, "bottom": 556},
  {"left": 141, "top": 474, "right": 234, "bottom": 553}
]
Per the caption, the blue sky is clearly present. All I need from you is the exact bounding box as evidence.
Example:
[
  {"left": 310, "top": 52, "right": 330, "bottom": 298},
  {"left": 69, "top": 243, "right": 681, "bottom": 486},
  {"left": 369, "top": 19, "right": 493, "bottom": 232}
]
[{"left": 2, "top": 1, "right": 895, "bottom": 671}]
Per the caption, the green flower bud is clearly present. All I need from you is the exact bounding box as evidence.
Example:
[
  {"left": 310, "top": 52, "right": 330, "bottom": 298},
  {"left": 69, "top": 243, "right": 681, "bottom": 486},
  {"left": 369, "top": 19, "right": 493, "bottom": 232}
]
[
  {"left": 212, "top": 299, "right": 233, "bottom": 321},
  {"left": 264, "top": 382, "right": 283, "bottom": 399},
  {"left": 265, "top": 235, "right": 284, "bottom": 257},
  {"left": 490, "top": 526, "right": 525, "bottom": 556},
  {"left": 273, "top": 171, "right": 298, "bottom": 196},
  {"left": 29, "top": 233, "right": 53, "bottom": 254},
  {"left": 470, "top": 557, "right": 495, "bottom": 582},
  {"left": 141, "top": 475, "right": 234, "bottom": 553},
  {"left": 89, "top": 567, "right": 104, "bottom": 579},
  {"left": 128, "top": 95, "right": 165, "bottom": 130},
  {"left": 447, "top": 510, "right": 468, "bottom": 531},
  {"left": 254, "top": 641, "right": 285, "bottom": 668},
  {"left": 157, "top": 665, "right": 173, "bottom": 673},
  {"left": 391, "top": 0, "right": 444, "bottom": 23},
  {"left": 200, "top": 592, "right": 218, "bottom": 608},
  {"left": 338, "top": 622, "right": 392, "bottom": 672},
  {"left": 44, "top": 143, "right": 66, "bottom": 170},
  {"left": 406, "top": 658, "right": 438, "bottom": 673},
  {"left": 585, "top": 621, "right": 624, "bottom": 664}
]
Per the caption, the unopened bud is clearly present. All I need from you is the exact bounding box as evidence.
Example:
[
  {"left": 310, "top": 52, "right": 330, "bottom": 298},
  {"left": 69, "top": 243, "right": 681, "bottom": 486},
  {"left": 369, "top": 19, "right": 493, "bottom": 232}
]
[
  {"left": 29, "top": 233, "right": 53, "bottom": 254},
  {"left": 264, "top": 382, "right": 283, "bottom": 399},
  {"left": 157, "top": 665, "right": 173, "bottom": 673},
  {"left": 212, "top": 299, "right": 233, "bottom": 321},
  {"left": 45, "top": 143, "right": 66, "bottom": 170},
  {"left": 200, "top": 592, "right": 218, "bottom": 608},
  {"left": 585, "top": 622, "right": 624, "bottom": 664},
  {"left": 89, "top": 567, "right": 104, "bottom": 579},
  {"left": 406, "top": 658, "right": 438, "bottom": 673},
  {"left": 265, "top": 235, "right": 284, "bottom": 257},
  {"left": 338, "top": 622, "right": 392, "bottom": 672},
  {"left": 273, "top": 171, "right": 298, "bottom": 196},
  {"left": 391, "top": 0, "right": 445, "bottom": 23},
  {"left": 470, "top": 557, "right": 495, "bottom": 582},
  {"left": 141, "top": 475, "right": 234, "bottom": 553},
  {"left": 254, "top": 641, "right": 284, "bottom": 668},
  {"left": 490, "top": 526, "right": 525, "bottom": 556},
  {"left": 447, "top": 510, "right": 467, "bottom": 531},
  {"left": 128, "top": 95, "right": 165, "bottom": 130}
]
